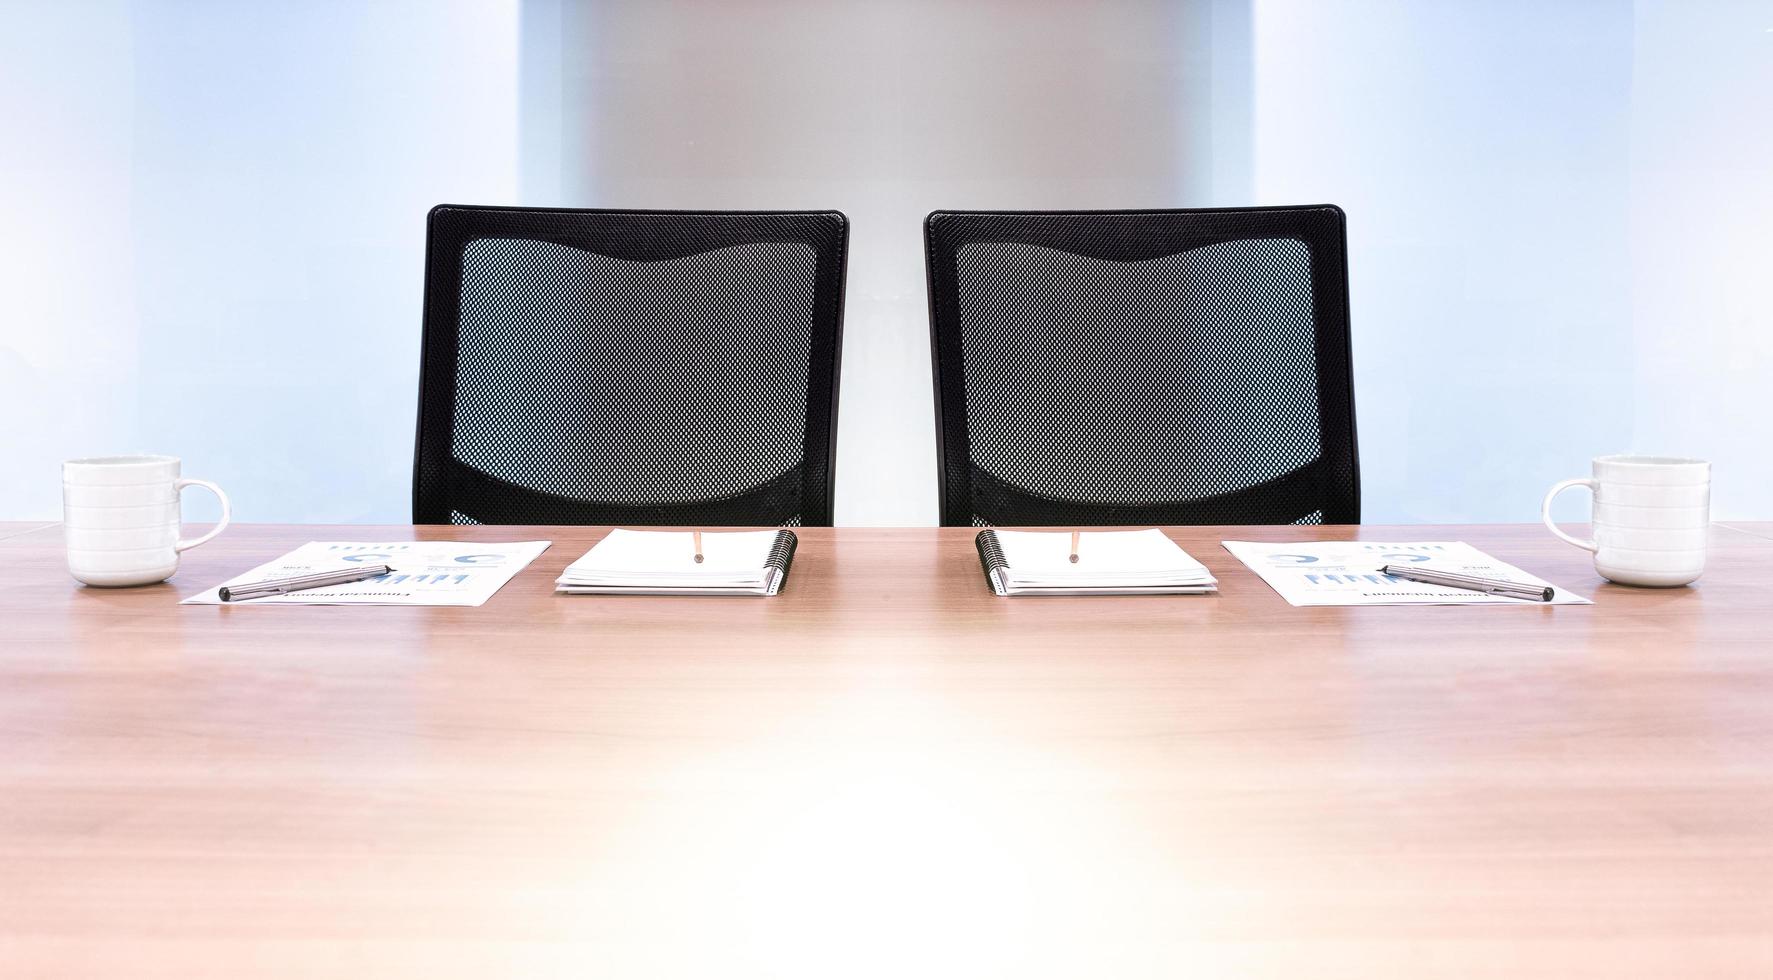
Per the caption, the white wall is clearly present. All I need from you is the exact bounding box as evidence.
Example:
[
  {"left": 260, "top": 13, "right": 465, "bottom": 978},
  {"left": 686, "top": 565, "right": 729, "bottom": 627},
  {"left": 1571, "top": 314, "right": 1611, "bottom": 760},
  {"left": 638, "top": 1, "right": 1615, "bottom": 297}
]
[
  {"left": 1626, "top": 0, "right": 1773, "bottom": 520},
  {"left": 3, "top": 1, "right": 1767, "bottom": 526},
  {"left": 1, "top": 2, "right": 141, "bottom": 517},
  {"left": 0, "top": 0, "right": 521, "bottom": 522},
  {"left": 559, "top": 0, "right": 1769, "bottom": 525},
  {"left": 1249, "top": 0, "right": 1770, "bottom": 523}
]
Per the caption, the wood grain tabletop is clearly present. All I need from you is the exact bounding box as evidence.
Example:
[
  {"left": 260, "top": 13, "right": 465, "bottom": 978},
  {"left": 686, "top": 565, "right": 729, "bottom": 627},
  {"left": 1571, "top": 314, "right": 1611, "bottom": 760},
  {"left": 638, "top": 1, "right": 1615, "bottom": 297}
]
[{"left": 3, "top": 522, "right": 1770, "bottom": 978}]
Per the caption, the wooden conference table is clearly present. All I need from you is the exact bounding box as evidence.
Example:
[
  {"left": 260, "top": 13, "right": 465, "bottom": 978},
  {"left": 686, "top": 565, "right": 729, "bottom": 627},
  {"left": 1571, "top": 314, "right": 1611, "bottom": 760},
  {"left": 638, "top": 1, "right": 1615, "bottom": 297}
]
[{"left": 3, "top": 521, "right": 1772, "bottom": 978}]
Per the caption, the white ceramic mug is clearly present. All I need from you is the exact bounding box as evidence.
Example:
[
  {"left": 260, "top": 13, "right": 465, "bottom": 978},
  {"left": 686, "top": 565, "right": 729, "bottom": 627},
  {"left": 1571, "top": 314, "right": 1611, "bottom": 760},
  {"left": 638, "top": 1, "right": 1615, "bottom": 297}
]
[
  {"left": 63, "top": 455, "right": 232, "bottom": 587},
  {"left": 1541, "top": 455, "right": 1709, "bottom": 588}
]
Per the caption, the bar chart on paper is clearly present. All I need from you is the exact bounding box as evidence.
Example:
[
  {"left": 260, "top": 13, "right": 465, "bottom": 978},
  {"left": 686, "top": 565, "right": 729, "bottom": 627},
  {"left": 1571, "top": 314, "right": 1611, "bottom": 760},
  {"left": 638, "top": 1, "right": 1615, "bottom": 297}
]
[
  {"left": 181, "top": 541, "right": 551, "bottom": 606},
  {"left": 1221, "top": 540, "right": 1590, "bottom": 606}
]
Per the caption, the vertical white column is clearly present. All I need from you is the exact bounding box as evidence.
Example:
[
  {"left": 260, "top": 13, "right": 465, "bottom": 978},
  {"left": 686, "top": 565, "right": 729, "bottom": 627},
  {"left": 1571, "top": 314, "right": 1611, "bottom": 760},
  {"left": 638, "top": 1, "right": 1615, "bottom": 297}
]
[
  {"left": 0, "top": 2, "right": 141, "bottom": 517},
  {"left": 1627, "top": 0, "right": 1773, "bottom": 518}
]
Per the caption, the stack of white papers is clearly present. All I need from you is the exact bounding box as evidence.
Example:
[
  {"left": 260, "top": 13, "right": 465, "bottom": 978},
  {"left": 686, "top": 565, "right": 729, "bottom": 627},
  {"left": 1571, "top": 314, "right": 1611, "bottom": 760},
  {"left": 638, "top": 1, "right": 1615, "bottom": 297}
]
[
  {"left": 555, "top": 528, "right": 795, "bottom": 596},
  {"left": 983, "top": 528, "right": 1218, "bottom": 596}
]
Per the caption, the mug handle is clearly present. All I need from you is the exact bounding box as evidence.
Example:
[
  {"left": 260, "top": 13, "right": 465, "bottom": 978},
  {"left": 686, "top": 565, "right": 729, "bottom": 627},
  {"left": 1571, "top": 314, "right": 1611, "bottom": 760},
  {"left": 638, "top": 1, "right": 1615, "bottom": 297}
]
[
  {"left": 1542, "top": 478, "right": 1598, "bottom": 553},
  {"left": 175, "top": 478, "right": 232, "bottom": 552}
]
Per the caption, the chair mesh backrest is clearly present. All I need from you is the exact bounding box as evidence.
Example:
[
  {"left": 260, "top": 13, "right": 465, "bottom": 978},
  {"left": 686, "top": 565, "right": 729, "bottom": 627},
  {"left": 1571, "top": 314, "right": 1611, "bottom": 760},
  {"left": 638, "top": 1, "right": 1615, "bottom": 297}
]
[
  {"left": 925, "top": 206, "right": 1358, "bottom": 527},
  {"left": 415, "top": 206, "right": 847, "bottom": 525}
]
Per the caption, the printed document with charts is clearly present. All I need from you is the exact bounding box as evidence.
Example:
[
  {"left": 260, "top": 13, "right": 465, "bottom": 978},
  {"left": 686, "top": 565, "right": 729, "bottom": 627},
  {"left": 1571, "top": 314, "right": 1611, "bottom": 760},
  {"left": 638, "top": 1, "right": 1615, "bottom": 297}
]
[
  {"left": 975, "top": 528, "right": 1218, "bottom": 596},
  {"left": 1222, "top": 540, "right": 1590, "bottom": 606},
  {"left": 182, "top": 541, "right": 550, "bottom": 606}
]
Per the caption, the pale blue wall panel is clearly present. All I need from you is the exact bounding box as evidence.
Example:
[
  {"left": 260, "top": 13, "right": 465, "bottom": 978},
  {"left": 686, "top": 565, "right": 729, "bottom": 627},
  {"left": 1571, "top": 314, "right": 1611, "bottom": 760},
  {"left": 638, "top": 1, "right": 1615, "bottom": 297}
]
[{"left": 0, "top": 0, "right": 522, "bottom": 523}]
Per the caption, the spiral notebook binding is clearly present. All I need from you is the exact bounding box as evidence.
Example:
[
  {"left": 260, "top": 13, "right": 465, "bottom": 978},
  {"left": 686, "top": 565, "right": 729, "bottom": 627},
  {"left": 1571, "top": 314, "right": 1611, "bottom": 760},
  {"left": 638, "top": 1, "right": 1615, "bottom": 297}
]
[
  {"left": 765, "top": 529, "right": 798, "bottom": 575},
  {"left": 975, "top": 529, "right": 1008, "bottom": 574},
  {"left": 975, "top": 529, "right": 1011, "bottom": 596}
]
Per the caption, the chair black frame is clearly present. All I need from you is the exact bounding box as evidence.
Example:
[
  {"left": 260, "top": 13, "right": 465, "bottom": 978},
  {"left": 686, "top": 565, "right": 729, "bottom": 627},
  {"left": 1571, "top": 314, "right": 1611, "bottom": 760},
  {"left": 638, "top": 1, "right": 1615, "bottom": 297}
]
[
  {"left": 414, "top": 205, "right": 848, "bottom": 526},
  {"left": 925, "top": 204, "right": 1360, "bottom": 527}
]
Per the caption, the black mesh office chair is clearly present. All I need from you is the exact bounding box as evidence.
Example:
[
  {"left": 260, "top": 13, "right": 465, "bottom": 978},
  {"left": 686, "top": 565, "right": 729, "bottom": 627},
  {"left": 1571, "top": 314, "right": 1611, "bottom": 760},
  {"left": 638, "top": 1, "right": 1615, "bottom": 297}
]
[
  {"left": 414, "top": 206, "right": 848, "bottom": 526},
  {"left": 925, "top": 205, "right": 1358, "bottom": 527}
]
